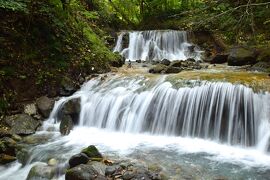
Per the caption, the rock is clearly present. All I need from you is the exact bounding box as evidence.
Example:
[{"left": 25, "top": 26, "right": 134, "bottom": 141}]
[
  {"left": 110, "top": 55, "right": 124, "bottom": 68},
  {"left": 251, "top": 61, "right": 270, "bottom": 73},
  {"left": 59, "top": 98, "right": 80, "bottom": 125},
  {"left": 69, "top": 153, "right": 89, "bottom": 168},
  {"left": 257, "top": 48, "right": 270, "bottom": 62},
  {"left": 66, "top": 164, "right": 106, "bottom": 180},
  {"left": 24, "top": 103, "right": 37, "bottom": 116},
  {"left": 88, "top": 161, "right": 107, "bottom": 176},
  {"left": 26, "top": 162, "right": 57, "bottom": 180},
  {"left": 149, "top": 64, "right": 167, "bottom": 74},
  {"left": 164, "top": 66, "right": 182, "bottom": 74},
  {"left": 0, "top": 154, "right": 16, "bottom": 164},
  {"left": 186, "top": 58, "right": 196, "bottom": 62},
  {"left": 36, "top": 96, "right": 54, "bottom": 118},
  {"left": 11, "top": 134, "right": 22, "bottom": 141},
  {"left": 81, "top": 145, "right": 103, "bottom": 160},
  {"left": 60, "top": 77, "right": 77, "bottom": 96},
  {"left": 160, "top": 59, "right": 171, "bottom": 66},
  {"left": 211, "top": 54, "right": 228, "bottom": 64},
  {"left": 59, "top": 115, "right": 73, "bottom": 135},
  {"left": 170, "top": 60, "right": 182, "bottom": 67},
  {"left": 48, "top": 158, "right": 58, "bottom": 166},
  {"left": 135, "top": 59, "right": 142, "bottom": 63},
  {"left": 105, "top": 165, "right": 120, "bottom": 176},
  {"left": 0, "top": 137, "right": 17, "bottom": 156},
  {"left": 228, "top": 46, "right": 257, "bottom": 66},
  {"left": 5, "top": 114, "right": 40, "bottom": 135}
]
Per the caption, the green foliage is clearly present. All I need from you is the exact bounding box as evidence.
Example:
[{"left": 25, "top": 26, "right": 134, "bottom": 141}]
[{"left": 0, "top": 0, "right": 29, "bottom": 12}]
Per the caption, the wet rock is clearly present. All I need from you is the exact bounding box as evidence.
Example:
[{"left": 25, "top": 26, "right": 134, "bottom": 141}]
[
  {"left": 250, "top": 61, "right": 270, "bottom": 73},
  {"left": 26, "top": 162, "right": 57, "bottom": 180},
  {"left": 211, "top": 54, "right": 228, "bottom": 64},
  {"left": 0, "top": 137, "right": 17, "bottom": 156},
  {"left": 161, "top": 59, "right": 171, "bottom": 66},
  {"left": 88, "top": 161, "right": 107, "bottom": 176},
  {"left": 170, "top": 60, "right": 182, "bottom": 67},
  {"left": 228, "top": 46, "right": 257, "bottom": 66},
  {"left": 60, "top": 77, "right": 77, "bottom": 96},
  {"left": 48, "top": 158, "right": 58, "bottom": 166},
  {"left": 136, "top": 59, "right": 142, "bottom": 63},
  {"left": 59, "top": 115, "right": 73, "bottom": 135},
  {"left": 164, "top": 66, "right": 182, "bottom": 74},
  {"left": 36, "top": 96, "right": 54, "bottom": 118},
  {"left": 16, "top": 148, "right": 29, "bottom": 165},
  {"left": 0, "top": 154, "right": 16, "bottom": 164},
  {"left": 110, "top": 55, "right": 124, "bottom": 68},
  {"left": 81, "top": 145, "right": 103, "bottom": 160},
  {"left": 24, "top": 103, "right": 37, "bottom": 116},
  {"left": 149, "top": 64, "right": 167, "bottom": 73},
  {"left": 5, "top": 114, "right": 40, "bottom": 135},
  {"left": 66, "top": 164, "right": 106, "bottom": 180},
  {"left": 11, "top": 134, "right": 22, "bottom": 142},
  {"left": 105, "top": 165, "right": 121, "bottom": 176},
  {"left": 257, "top": 48, "right": 270, "bottom": 62},
  {"left": 186, "top": 58, "right": 196, "bottom": 62},
  {"left": 69, "top": 153, "right": 89, "bottom": 168},
  {"left": 59, "top": 98, "right": 80, "bottom": 125}
]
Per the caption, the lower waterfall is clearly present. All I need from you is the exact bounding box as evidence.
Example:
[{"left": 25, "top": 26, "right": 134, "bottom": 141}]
[{"left": 50, "top": 76, "right": 270, "bottom": 150}]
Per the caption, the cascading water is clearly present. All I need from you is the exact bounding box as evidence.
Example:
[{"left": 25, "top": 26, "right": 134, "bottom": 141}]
[
  {"left": 50, "top": 76, "right": 270, "bottom": 149},
  {"left": 113, "top": 30, "right": 202, "bottom": 61},
  {"left": 1, "top": 75, "right": 270, "bottom": 180}
]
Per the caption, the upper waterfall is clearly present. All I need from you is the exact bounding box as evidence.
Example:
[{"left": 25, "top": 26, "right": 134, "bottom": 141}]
[{"left": 113, "top": 30, "right": 202, "bottom": 61}]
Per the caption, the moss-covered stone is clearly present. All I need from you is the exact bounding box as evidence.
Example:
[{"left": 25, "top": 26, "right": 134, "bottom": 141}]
[
  {"left": 149, "top": 64, "right": 167, "bottom": 74},
  {"left": 228, "top": 47, "right": 257, "bottom": 66},
  {"left": 81, "top": 145, "right": 103, "bottom": 160},
  {"left": 257, "top": 48, "right": 270, "bottom": 62}
]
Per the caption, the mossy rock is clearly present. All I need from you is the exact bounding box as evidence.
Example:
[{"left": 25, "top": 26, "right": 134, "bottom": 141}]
[
  {"left": 0, "top": 153, "right": 16, "bottom": 164},
  {"left": 228, "top": 47, "right": 257, "bottom": 66},
  {"left": 81, "top": 145, "right": 102, "bottom": 160},
  {"left": 257, "top": 48, "right": 270, "bottom": 62},
  {"left": 149, "top": 64, "right": 167, "bottom": 74}
]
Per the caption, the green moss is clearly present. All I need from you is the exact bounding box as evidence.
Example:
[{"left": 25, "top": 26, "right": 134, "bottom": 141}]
[{"left": 81, "top": 145, "right": 102, "bottom": 159}]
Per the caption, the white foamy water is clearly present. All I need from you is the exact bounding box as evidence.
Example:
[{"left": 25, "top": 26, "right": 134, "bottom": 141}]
[{"left": 113, "top": 30, "right": 202, "bottom": 61}]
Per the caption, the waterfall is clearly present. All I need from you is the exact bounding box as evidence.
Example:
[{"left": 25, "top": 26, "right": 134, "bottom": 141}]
[
  {"left": 113, "top": 30, "right": 202, "bottom": 61},
  {"left": 50, "top": 77, "right": 270, "bottom": 150}
]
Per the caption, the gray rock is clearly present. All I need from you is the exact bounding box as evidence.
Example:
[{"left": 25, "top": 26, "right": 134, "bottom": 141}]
[
  {"left": 60, "top": 77, "right": 77, "bottom": 96},
  {"left": 228, "top": 46, "right": 257, "bottom": 66},
  {"left": 59, "top": 115, "right": 73, "bottom": 135},
  {"left": 161, "top": 59, "right": 171, "bottom": 66},
  {"left": 69, "top": 153, "right": 89, "bottom": 168},
  {"left": 36, "top": 96, "right": 54, "bottom": 118},
  {"left": 26, "top": 162, "right": 57, "bottom": 180},
  {"left": 149, "top": 64, "right": 167, "bottom": 74},
  {"left": 24, "top": 103, "right": 37, "bottom": 116},
  {"left": 105, "top": 165, "right": 121, "bottom": 176},
  {"left": 5, "top": 114, "right": 40, "bottom": 135},
  {"left": 88, "top": 161, "right": 107, "bottom": 176},
  {"left": 58, "top": 98, "right": 80, "bottom": 125},
  {"left": 0, "top": 137, "right": 17, "bottom": 156},
  {"left": 65, "top": 164, "right": 106, "bottom": 180}
]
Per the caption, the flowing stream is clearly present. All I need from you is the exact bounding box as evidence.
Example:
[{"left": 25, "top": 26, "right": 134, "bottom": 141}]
[{"left": 1, "top": 74, "right": 270, "bottom": 179}]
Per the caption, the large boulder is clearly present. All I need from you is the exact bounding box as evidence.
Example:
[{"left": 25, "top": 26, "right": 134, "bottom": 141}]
[
  {"left": 88, "top": 161, "right": 107, "bottom": 176},
  {"left": 149, "top": 64, "right": 167, "bottom": 74},
  {"left": 5, "top": 114, "right": 40, "bottom": 135},
  {"left": 65, "top": 164, "right": 106, "bottom": 180},
  {"left": 26, "top": 162, "right": 57, "bottom": 180},
  {"left": 36, "top": 96, "right": 54, "bottom": 118},
  {"left": 211, "top": 54, "right": 228, "bottom": 64},
  {"left": 81, "top": 145, "right": 103, "bottom": 160},
  {"left": 251, "top": 61, "right": 270, "bottom": 73},
  {"left": 228, "top": 47, "right": 257, "bottom": 66},
  {"left": 257, "top": 48, "right": 270, "bottom": 62},
  {"left": 59, "top": 115, "right": 73, "bottom": 135},
  {"left": 170, "top": 60, "right": 182, "bottom": 67},
  {"left": 69, "top": 153, "right": 89, "bottom": 168}
]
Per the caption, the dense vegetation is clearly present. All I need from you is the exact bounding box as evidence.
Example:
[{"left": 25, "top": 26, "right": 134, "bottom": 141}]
[{"left": 0, "top": 0, "right": 270, "bottom": 114}]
